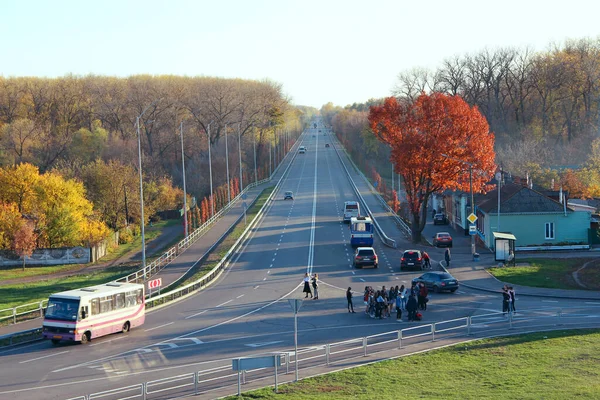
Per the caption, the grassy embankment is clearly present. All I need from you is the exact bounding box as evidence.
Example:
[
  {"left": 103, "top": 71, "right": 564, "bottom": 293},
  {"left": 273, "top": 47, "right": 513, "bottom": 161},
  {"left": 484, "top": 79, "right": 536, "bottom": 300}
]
[
  {"left": 488, "top": 258, "right": 600, "bottom": 290},
  {"left": 225, "top": 329, "right": 600, "bottom": 400}
]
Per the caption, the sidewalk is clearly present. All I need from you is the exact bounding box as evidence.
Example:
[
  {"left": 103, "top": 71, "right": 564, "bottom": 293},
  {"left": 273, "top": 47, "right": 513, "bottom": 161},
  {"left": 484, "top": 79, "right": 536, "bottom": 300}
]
[{"left": 442, "top": 255, "right": 600, "bottom": 301}]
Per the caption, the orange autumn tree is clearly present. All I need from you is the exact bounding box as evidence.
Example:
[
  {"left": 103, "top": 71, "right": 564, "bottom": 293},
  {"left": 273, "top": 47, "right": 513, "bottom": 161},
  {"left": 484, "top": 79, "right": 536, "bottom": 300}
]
[{"left": 369, "top": 93, "right": 496, "bottom": 243}]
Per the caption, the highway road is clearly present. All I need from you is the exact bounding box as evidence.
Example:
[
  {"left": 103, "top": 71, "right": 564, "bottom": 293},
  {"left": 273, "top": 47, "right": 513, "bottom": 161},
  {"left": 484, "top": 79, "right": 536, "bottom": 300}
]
[{"left": 1, "top": 122, "right": 600, "bottom": 400}]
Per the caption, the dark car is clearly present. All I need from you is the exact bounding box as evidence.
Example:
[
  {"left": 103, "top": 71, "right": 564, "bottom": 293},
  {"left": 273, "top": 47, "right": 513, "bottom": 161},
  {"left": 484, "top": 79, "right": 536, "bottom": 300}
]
[
  {"left": 412, "top": 272, "right": 459, "bottom": 293},
  {"left": 325, "top": 143, "right": 330, "bottom": 147},
  {"left": 283, "top": 191, "right": 294, "bottom": 200},
  {"left": 353, "top": 247, "right": 378, "bottom": 269},
  {"left": 400, "top": 250, "right": 423, "bottom": 271},
  {"left": 433, "top": 213, "right": 448, "bottom": 225}
]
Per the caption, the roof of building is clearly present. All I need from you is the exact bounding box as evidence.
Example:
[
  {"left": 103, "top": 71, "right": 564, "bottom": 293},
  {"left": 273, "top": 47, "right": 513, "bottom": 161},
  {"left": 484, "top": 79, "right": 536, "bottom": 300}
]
[{"left": 477, "top": 183, "right": 572, "bottom": 214}]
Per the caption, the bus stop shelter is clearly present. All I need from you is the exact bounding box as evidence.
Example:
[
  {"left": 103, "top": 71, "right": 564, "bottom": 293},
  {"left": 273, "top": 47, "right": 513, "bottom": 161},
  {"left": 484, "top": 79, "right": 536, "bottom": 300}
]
[{"left": 493, "top": 232, "right": 516, "bottom": 266}]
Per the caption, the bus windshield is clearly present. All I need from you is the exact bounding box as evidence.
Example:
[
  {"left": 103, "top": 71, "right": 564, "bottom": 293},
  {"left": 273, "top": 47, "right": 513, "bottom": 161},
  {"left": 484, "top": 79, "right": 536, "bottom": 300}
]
[{"left": 45, "top": 298, "right": 80, "bottom": 321}]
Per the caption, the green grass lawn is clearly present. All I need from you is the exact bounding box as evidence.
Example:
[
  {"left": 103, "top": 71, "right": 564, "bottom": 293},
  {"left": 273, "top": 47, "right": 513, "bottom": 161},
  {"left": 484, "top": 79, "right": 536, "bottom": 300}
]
[
  {"left": 226, "top": 329, "right": 600, "bottom": 399},
  {"left": 0, "top": 266, "right": 137, "bottom": 314},
  {"left": 178, "top": 187, "right": 274, "bottom": 286},
  {"left": 488, "top": 258, "right": 600, "bottom": 290}
]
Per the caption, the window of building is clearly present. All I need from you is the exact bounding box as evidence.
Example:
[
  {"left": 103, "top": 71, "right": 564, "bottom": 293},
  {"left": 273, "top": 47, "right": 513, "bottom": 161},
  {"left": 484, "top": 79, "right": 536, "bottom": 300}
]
[{"left": 545, "top": 222, "right": 555, "bottom": 239}]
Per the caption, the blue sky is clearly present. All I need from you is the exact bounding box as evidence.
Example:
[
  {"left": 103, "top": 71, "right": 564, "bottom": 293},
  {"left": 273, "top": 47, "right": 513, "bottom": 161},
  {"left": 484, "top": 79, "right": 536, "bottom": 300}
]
[{"left": 2, "top": 0, "right": 600, "bottom": 108}]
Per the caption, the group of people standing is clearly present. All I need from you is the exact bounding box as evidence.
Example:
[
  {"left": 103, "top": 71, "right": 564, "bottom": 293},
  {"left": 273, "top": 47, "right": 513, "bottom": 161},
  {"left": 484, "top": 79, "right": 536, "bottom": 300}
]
[
  {"left": 502, "top": 285, "right": 516, "bottom": 315},
  {"left": 302, "top": 272, "right": 319, "bottom": 299},
  {"left": 359, "top": 283, "right": 430, "bottom": 322}
]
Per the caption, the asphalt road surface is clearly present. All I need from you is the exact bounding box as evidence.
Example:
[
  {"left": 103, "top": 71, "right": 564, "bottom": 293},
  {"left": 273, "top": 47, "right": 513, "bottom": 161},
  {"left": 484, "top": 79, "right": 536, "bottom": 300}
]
[{"left": 1, "top": 125, "right": 600, "bottom": 400}]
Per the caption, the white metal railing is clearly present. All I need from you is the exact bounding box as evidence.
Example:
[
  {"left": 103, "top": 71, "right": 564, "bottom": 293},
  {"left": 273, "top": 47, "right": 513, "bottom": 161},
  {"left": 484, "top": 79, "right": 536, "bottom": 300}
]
[
  {"left": 330, "top": 139, "right": 397, "bottom": 248},
  {"left": 68, "top": 306, "right": 600, "bottom": 400},
  {"left": 1, "top": 133, "right": 303, "bottom": 332}
]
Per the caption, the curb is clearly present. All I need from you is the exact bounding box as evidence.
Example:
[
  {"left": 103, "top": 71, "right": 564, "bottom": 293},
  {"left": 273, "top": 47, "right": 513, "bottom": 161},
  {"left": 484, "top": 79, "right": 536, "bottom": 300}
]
[{"left": 438, "top": 260, "right": 600, "bottom": 301}]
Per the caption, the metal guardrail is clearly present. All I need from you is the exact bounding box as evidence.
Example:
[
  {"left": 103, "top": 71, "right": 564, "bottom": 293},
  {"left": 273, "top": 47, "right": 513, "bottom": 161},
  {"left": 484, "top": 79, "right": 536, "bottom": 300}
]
[
  {"left": 66, "top": 306, "right": 600, "bottom": 400},
  {"left": 335, "top": 140, "right": 411, "bottom": 238},
  {"left": 0, "top": 327, "right": 42, "bottom": 347},
  {"left": 330, "top": 138, "right": 397, "bottom": 248},
  {"left": 0, "top": 133, "right": 303, "bottom": 338},
  {"left": 0, "top": 300, "right": 46, "bottom": 325}
]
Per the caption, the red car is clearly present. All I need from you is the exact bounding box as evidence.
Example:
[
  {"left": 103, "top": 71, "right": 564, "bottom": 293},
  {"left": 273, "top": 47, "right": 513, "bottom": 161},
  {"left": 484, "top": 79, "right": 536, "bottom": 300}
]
[{"left": 433, "top": 232, "right": 453, "bottom": 248}]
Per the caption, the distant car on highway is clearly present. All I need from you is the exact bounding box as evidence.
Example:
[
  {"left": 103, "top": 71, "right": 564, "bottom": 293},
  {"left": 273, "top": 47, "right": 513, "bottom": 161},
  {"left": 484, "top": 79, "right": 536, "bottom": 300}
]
[
  {"left": 400, "top": 249, "right": 423, "bottom": 271},
  {"left": 412, "top": 271, "right": 459, "bottom": 293},
  {"left": 299, "top": 146, "right": 306, "bottom": 154},
  {"left": 433, "top": 232, "right": 453, "bottom": 248},
  {"left": 283, "top": 191, "right": 294, "bottom": 200},
  {"left": 353, "top": 247, "right": 378, "bottom": 269},
  {"left": 433, "top": 213, "right": 448, "bottom": 225}
]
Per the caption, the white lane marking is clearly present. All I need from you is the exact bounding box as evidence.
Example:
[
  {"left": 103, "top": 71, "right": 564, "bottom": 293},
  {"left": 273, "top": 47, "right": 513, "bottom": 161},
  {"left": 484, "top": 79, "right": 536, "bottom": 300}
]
[
  {"left": 306, "top": 137, "right": 318, "bottom": 276},
  {"left": 254, "top": 285, "right": 259, "bottom": 289},
  {"left": 269, "top": 264, "right": 273, "bottom": 268},
  {"left": 20, "top": 350, "right": 69, "bottom": 364},
  {"left": 272, "top": 258, "right": 275, "bottom": 262},
  {"left": 145, "top": 321, "right": 176, "bottom": 329},
  {"left": 236, "top": 294, "right": 245, "bottom": 299},
  {"left": 352, "top": 271, "right": 355, "bottom": 275},
  {"left": 245, "top": 340, "right": 284, "bottom": 348},
  {"left": 263, "top": 277, "right": 267, "bottom": 280},
  {"left": 274, "top": 253, "right": 277, "bottom": 256},
  {"left": 359, "top": 278, "right": 365, "bottom": 282},
  {"left": 542, "top": 300, "right": 559, "bottom": 303},
  {"left": 216, "top": 299, "right": 233, "bottom": 308},
  {"left": 88, "top": 336, "right": 126, "bottom": 347},
  {"left": 267, "top": 270, "right": 271, "bottom": 274}
]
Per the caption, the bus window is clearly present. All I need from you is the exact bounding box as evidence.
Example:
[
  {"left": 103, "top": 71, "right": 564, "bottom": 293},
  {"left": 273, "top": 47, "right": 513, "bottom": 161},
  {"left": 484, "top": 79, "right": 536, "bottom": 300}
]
[
  {"left": 115, "top": 292, "right": 126, "bottom": 309},
  {"left": 91, "top": 298, "right": 100, "bottom": 315},
  {"left": 100, "top": 295, "right": 113, "bottom": 313},
  {"left": 126, "top": 291, "right": 137, "bottom": 307}
]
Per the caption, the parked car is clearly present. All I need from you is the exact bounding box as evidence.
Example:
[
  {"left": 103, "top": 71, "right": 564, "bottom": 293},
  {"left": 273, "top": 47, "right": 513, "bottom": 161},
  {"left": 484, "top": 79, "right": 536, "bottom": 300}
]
[
  {"left": 353, "top": 247, "right": 378, "bottom": 269},
  {"left": 283, "top": 191, "right": 294, "bottom": 200},
  {"left": 433, "top": 213, "right": 448, "bottom": 225},
  {"left": 325, "top": 143, "right": 330, "bottom": 147},
  {"left": 433, "top": 232, "right": 453, "bottom": 248},
  {"left": 400, "top": 250, "right": 423, "bottom": 271},
  {"left": 412, "top": 271, "right": 459, "bottom": 293},
  {"left": 298, "top": 146, "right": 306, "bottom": 154}
]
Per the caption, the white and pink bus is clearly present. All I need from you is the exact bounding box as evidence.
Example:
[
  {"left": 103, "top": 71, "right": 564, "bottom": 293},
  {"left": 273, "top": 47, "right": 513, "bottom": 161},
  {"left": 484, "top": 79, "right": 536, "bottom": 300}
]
[{"left": 42, "top": 282, "right": 145, "bottom": 344}]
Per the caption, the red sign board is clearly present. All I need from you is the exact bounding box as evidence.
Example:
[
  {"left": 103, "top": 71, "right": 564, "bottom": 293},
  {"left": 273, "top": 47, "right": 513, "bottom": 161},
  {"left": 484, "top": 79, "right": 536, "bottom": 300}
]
[{"left": 148, "top": 278, "right": 162, "bottom": 289}]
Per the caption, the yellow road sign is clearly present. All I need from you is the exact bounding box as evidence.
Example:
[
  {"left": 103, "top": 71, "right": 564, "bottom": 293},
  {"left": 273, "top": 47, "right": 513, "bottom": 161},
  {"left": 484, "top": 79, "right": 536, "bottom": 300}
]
[{"left": 467, "top": 213, "right": 478, "bottom": 224}]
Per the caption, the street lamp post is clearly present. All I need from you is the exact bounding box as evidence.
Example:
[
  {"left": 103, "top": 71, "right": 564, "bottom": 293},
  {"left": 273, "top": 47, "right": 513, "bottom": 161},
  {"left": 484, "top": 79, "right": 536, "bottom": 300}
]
[
  {"left": 225, "top": 124, "right": 231, "bottom": 204},
  {"left": 136, "top": 98, "right": 162, "bottom": 280},
  {"left": 442, "top": 154, "right": 476, "bottom": 258},
  {"left": 180, "top": 122, "right": 188, "bottom": 238},
  {"left": 253, "top": 132, "right": 258, "bottom": 183},
  {"left": 207, "top": 122, "right": 215, "bottom": 217},
  {"left": 238, "top": 123, "right": 243, "bottom": 194}
]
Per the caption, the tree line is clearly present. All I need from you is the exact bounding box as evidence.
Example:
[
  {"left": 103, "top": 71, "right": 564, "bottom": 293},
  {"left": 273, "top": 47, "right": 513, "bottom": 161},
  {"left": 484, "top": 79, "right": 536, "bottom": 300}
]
[
  {"left": 0, "top": 75, "right": 305, "bottom": 250},
  {"left": 323, "top": 36, "right": 600, "bottom": 201}
]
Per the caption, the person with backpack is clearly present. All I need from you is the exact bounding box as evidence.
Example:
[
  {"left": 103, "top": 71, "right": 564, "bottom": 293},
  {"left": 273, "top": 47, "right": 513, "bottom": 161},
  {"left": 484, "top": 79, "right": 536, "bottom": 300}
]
[
  {"left": 502, "top": 285, "right": 511, "bottom": 316},
  {"left": 346, "top": 287, "right": 356, "bottom": 313},
  {"left": 444, "top": 248, "right": 451, "bottom": 268},
  {"left": 311, "top": 273, "right": 319, "bottom": 300},
  {"left": 508, "top": 286, "right": 516, "bottom": 314}
]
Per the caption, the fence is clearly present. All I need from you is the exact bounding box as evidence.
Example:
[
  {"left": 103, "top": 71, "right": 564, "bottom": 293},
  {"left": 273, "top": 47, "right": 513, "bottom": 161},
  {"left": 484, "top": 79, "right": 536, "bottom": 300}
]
[{"left": 63, "top": 305, "right": 600, "bottom": 400}]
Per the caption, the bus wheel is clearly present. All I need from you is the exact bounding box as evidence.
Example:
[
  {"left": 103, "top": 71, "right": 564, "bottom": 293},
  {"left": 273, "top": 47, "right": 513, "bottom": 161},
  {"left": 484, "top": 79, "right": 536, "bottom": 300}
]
[
  {"left": 51, "top": 339, "right": 60, "bottom": 345},
  {"left": 80, "top": 332, "right": 90, "bottom": 344},
  {"left": 122, "top": 322, "right": 130, "bottom": 333}
]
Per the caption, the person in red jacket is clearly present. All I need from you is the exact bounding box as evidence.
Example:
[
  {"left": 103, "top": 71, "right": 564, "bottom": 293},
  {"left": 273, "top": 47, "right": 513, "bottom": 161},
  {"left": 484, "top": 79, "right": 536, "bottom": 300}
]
[{"left": 422, "top": 251, "right": 431, "bottom": 270}]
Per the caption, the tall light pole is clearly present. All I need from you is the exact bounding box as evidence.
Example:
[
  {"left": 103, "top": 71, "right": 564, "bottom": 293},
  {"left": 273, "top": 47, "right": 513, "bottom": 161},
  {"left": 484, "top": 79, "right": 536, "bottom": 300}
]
[
  {"left": 207, "top": 122, "right": 215, "bottom": 216},
  {"left": 253, "top": 132, "right": 258, "bottom": 183},
  {"left": 136, "top": 98, "right": 162, "bottom": 280},
  {"left": 238, "top": 123, "right": 243, "bottom": 194},
  {"left": 442, "top": 154, "right": 476, "bottom": 258},
  {"left": 496, "top": 168, "right": 502, "bottom": 235},
  {"left": 180, "top": 121, "right": 188, "bottom": 238},
  {"left": 225, "top": 124, "right": 231, "bottom": 204}
]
